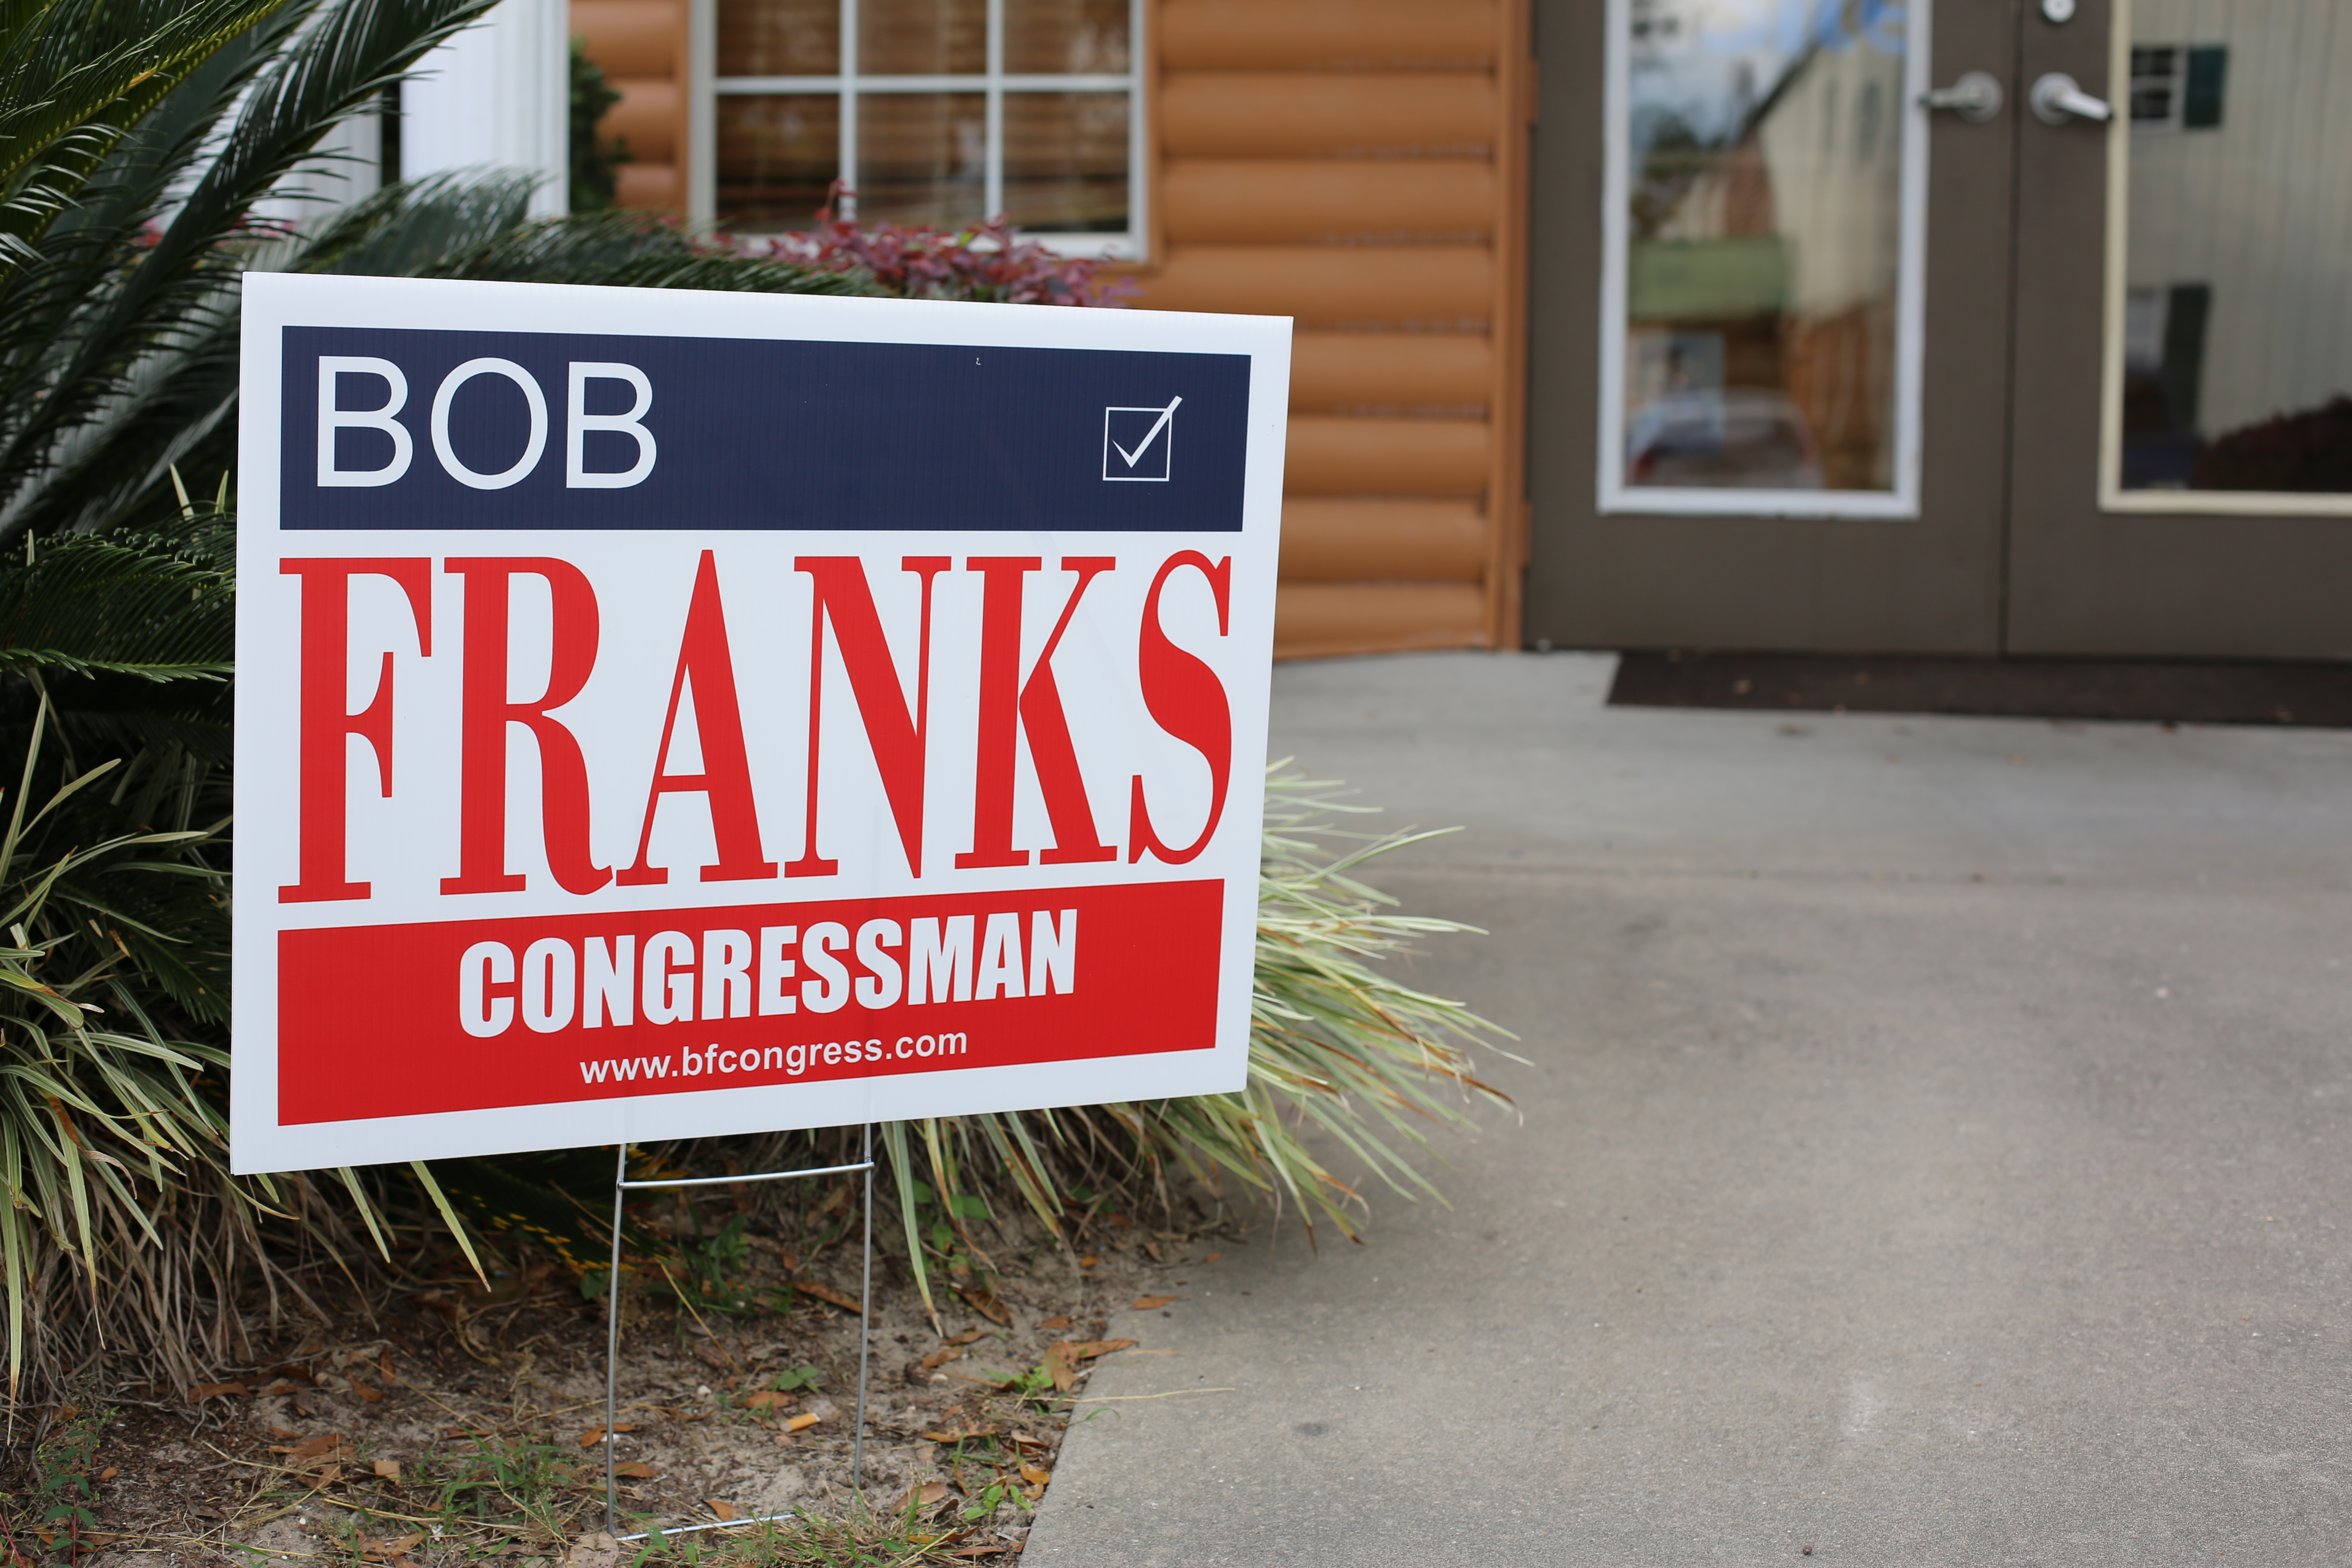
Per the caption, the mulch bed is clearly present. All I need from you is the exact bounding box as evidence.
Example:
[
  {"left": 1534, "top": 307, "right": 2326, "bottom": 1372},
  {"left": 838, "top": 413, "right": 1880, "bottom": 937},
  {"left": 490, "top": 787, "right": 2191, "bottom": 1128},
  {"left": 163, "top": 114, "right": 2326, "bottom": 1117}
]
[{"left": 2, "top": 1179, "right": 1230, "bottom": 1568}]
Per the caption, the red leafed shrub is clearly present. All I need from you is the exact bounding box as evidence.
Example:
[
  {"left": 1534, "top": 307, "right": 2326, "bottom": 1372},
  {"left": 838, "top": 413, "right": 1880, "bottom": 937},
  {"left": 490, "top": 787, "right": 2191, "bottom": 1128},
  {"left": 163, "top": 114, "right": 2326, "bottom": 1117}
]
[{"left": 739, "top": 184, "right": 1135, "bottom": 307}]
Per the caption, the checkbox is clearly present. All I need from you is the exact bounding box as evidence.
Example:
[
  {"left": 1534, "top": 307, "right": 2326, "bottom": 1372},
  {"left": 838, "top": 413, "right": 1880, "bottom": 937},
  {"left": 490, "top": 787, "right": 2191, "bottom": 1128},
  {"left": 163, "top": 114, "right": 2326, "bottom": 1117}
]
[{"left": 1103, "top": 398, "right": 1181, "bottom": 481}]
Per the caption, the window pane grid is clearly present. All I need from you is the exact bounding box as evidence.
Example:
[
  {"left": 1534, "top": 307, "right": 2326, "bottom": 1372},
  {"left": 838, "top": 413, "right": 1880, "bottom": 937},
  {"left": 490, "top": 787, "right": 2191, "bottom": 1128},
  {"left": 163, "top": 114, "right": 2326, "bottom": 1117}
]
[
  {"left": 709, "top": 0, "right": 1138, "bottom": 243},
  {"left": 715, "top": 75, "right": 1135, "bottom": 91}
]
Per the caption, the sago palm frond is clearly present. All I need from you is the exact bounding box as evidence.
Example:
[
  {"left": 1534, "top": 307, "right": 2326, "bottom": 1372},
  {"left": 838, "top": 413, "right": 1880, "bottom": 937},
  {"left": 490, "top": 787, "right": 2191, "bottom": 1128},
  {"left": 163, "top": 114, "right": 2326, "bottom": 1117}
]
[
  {"left": 0, "top": 0, "right": 294, "bottom": 259},
  {"left": 0, "top": 0, "right": 501, "bottom": 544}
]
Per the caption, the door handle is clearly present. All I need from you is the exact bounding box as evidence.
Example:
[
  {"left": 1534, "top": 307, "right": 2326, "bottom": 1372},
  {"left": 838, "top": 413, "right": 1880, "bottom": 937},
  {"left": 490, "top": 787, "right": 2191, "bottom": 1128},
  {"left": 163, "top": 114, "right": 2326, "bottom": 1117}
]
[
  {"left": 2028, "top": 72, "right": 2114, "bottom": 124},
  {"left": 1918, "top": 71, "right": 2004, "bottom": 123}
]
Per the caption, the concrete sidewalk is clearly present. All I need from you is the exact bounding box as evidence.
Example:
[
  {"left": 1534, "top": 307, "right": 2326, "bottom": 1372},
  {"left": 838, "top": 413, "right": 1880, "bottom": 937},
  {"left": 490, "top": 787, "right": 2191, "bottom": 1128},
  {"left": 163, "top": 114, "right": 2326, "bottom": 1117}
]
[{"left": 1024, "top": 652, "right": 2352, "bottom": 1566}]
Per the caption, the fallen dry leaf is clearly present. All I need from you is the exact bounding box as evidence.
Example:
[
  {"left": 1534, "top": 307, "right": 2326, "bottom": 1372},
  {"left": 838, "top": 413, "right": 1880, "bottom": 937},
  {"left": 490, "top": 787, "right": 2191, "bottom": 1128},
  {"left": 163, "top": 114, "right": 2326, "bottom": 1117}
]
[
  {"left": 1057, "top": 1338, "right": 1136, "bottom": 1363},
  {"left": 1007, "top": 1432, "right": 1048, "bottom": 1451},
  {"left": 372, "top": 1459, "right": 401, "bottom": 1481},
  {"left": 347, "top": 1376, "right": 383, "bottom": 1403},
  {"left": 96, "top": 1466, "right": 118, "bottom": 1483},
  {"left": 313, "top": 1463, "right": 345, "bottom": 1485},
  {"left": 705, "top": 1501, "right": 737, "bottom": 1522},
  {"left": 359, "top": 1533, "right": 423, "bottom": 1561},
  {"left": 576, "top": 1424, "right": 636, "bottom": 1448},
  {"left": 954, "top": 1285, "right": 1011, "bottom": 1325},
  {"left": 785, "top": 1412, "right": 821, "bottom": 1432},
  {"left": 378, "top": 1350, "right": 397, "bottom": 1385},
  {"left": 1204, "top": 1252, "right": 1223, "bottom": 1263},
  {"left": 1079, "top": 1254, "right": 1100, "bottom": 1268},
  {"left": 919, "top": 1427, "right": 999, "bottom": 1444},
  {"left": 280, "top": 1432, "right": 349, "bottom": 1461},
  {"left": 1037, "top": 1314, "right": 1071, "bottom": 1332},
  {"left": 186, "top": 1381, "right": 249, "bottom": 1401},
  {"left": 793, "top": 1280, "right": 864, "bottom": 1314},
  {"left": 741, "top": 1391, "right": 795, "bottom": 1411},
  {"left": 946, "top": 1328, "right": 987, "bottom": 1346},
  {"left": 268, "top": 1424, "right": 301, "bottom": 1441},
  {"left": 1130, "top": 1296, "right": 1176, "bottom": 1311},
  {"left": 1019, "top": 1463, "right": 1051, "bottom": 1487},
  {"left": 566, "top": 1531, "right": 620, "bottom": 1568},
  {"left": 612, "top": 1461, "right": 656, "bottom": 1479},
  {"left": 905, "top": 1482, "right": 950, "bottom": 1508},
  {"left": 917, "top": 1345, "right": 965, "bottom": 1373},
  {"left": 1041, "top": 1343, "right": 1075, "bottom": 1393}
]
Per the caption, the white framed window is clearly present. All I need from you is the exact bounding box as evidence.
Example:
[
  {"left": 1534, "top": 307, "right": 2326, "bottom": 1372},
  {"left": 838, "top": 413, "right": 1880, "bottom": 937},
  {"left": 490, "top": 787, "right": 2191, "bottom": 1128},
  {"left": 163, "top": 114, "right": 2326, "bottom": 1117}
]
[
  {"left": 691, "top": 0, "right": 1145, "bottom": 258},
  {"left": 2129, "top": 45, "right": 2185, "bottom": 129},
  {"left": 1598, "top": 0, "right": 1931, "bottom": 519}
]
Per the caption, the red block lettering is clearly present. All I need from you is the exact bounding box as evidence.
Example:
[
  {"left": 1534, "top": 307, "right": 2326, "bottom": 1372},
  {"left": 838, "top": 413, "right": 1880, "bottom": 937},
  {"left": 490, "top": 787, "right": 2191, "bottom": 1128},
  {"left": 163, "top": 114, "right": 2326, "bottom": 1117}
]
[
  {"left": 619, "top": 550, "right": 777, "bottom": 885},
  {"left": 440, "top": 558, "right": 610, "bottom": 896},
  {"left": 1129, "top": 552, "right": 1233, "bottom": 866},
  {"left": 955, "top": 556, "right": 1118, "bottom": 870},
  {"left": 278, "top": 558, "right": 432, "bottom": 903},
  {"left": 789, "top": 556, "right": 950, "bottom": 878}
]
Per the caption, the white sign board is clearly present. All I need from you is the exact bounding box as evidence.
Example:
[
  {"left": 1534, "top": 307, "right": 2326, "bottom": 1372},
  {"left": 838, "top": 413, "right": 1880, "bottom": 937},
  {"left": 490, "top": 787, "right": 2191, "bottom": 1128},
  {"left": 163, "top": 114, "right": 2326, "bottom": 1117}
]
[{"left": 231, "top": 273, "right": 1287, "bottom": 1174}]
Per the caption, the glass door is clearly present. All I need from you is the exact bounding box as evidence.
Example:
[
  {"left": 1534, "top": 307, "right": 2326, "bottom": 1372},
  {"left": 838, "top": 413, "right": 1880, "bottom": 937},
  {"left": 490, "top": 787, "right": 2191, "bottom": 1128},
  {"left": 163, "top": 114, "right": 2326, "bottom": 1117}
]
[
  {"left": 1601, "top": 0, "right": 1927, "bottom": 517},
  {"left": 2000, "top": 0, "right": 2352, "bottom": 654},
  {"left": 1527, "top": 0, "right": 2022, "bottom": 655}
]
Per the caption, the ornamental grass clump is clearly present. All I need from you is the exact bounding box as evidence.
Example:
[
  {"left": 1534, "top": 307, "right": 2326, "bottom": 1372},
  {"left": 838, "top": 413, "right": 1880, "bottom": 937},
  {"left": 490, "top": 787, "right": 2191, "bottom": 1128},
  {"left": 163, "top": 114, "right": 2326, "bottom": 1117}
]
[{"left": 876, "top": 771, "right": 1517, "bottom": 1313}]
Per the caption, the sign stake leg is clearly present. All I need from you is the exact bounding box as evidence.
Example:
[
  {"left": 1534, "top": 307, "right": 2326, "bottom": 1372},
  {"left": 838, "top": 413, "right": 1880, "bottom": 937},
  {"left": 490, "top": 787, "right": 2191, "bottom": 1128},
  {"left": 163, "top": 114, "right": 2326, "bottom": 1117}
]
[
  {"left": 606, "top": 1141, "right": 626, "bottom": 1538},
  {"left": 597, "top": 1147, "right": 877, "bottom": 1542},
  {"left": 853, "top": 1122, "right": 874, "bottom": 1499}
]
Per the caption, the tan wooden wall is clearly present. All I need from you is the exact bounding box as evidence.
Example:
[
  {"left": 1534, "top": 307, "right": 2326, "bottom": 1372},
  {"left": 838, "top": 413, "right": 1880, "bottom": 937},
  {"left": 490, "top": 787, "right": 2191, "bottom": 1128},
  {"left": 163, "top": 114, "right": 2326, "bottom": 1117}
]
[
  {"left": 1135, "top": 0, "right": 1533, "bottom": 658},
  {"left": 573, "top": 0, "right": 691, "bottom": 211},
  {"left": 576, "top": 0, "right": 1532, "bottom": 657}
]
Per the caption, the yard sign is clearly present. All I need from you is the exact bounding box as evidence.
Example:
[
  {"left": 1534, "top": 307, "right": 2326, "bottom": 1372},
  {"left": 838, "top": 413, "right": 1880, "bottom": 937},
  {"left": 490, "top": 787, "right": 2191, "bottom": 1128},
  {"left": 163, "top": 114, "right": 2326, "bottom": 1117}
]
[{"left": 231, "top": 273, "right": 1287, "bottom": 1174}]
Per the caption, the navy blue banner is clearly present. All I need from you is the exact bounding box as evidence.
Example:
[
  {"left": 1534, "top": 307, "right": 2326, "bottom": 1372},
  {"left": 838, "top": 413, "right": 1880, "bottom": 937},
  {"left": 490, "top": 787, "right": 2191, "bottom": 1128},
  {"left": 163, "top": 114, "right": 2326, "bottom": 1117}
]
[{"left": 279, "top": 326, "right": 1251, "bottom": 532}]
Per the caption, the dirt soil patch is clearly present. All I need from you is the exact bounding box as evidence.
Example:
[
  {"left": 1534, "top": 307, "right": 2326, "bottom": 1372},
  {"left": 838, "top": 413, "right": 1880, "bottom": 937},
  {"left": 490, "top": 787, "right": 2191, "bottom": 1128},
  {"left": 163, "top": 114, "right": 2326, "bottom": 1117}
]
[{"left": 3, "top": 1175, "right": 1238, "bottom": 1568}]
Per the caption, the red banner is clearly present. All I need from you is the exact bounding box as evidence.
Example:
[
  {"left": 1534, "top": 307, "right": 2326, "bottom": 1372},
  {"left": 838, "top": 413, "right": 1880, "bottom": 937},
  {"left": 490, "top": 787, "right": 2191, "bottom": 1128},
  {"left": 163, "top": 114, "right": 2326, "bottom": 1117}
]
[{"left": 278, "top": 880, "right": 1222, "bottom": 1123}]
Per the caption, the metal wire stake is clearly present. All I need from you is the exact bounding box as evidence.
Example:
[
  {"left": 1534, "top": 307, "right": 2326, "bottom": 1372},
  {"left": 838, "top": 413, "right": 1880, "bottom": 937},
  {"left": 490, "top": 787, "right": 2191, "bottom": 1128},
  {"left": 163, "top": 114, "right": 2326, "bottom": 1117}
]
[
  {"left": 602, "top": 1141, "right": 880, "bottom": 1543},
  {"left": 604, "top": 1141, "right": 626, "bottom": 1537},
  {"left": 853, "top": 1121, "right": 874, "bottom": 1499}
]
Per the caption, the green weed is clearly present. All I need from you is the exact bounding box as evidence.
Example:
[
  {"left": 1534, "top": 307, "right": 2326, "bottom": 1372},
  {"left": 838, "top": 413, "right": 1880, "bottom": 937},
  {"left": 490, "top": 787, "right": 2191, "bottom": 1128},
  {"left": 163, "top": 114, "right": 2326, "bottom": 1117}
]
[
  {"left": 29, "top": 1404, "right": 113, "bottom": 1556},
  {"left": 417, "top": 1435, "right": 589, "bottom": 1547}
]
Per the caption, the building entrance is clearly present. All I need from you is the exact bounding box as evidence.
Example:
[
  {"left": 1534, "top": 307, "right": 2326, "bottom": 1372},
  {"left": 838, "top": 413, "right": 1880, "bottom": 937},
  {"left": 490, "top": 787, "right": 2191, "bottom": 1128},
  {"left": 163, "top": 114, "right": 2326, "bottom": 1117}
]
[{"left": 1526, "top": 0, "right": 2352, "bottom": 658}]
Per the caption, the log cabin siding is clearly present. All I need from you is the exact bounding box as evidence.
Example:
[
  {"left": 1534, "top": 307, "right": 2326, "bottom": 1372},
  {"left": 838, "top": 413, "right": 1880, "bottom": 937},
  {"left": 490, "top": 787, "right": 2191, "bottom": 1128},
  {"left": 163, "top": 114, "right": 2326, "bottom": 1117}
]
[
  {"left": 573, "top": 0, "right": 690, "bottom": 213},
  {"left": 1138, "top": 0, "right": 1531, "bottom": 657}
]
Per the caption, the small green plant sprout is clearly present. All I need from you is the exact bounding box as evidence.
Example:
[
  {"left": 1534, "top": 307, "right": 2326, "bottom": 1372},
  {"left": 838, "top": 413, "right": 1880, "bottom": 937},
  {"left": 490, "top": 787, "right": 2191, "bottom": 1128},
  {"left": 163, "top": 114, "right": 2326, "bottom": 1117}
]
[
  {"left": 994, "top": 1363, "right": 1058, "bottom": 1407},
  {"left": 958, "top": 1478, "right": 1018, "bottom": 1524},
  {"left": 766, "top": 1365, "right": 823, "bottom": 1394}
]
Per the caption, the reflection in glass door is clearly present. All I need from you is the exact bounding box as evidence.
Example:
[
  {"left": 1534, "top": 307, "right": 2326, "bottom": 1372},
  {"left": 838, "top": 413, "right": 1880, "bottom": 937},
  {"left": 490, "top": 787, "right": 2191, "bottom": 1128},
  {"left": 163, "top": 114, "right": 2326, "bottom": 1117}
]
[
  {"left": 1599, "top": 0, "right": 1929, "bottom": 516},
  {"left": 2101, "top": 0, "right": 2352, "bottom": 510}
]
